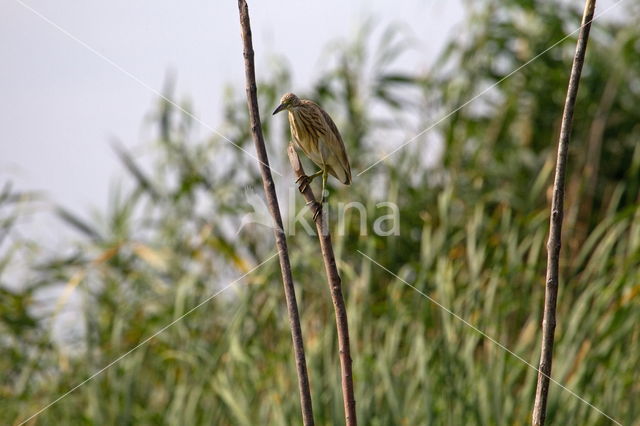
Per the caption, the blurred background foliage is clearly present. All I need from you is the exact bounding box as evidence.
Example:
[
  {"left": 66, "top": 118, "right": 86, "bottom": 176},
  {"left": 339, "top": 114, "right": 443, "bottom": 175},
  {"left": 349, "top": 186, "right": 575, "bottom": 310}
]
[{"left": 2, "top": 0, "right": 640, "bottom": 424}]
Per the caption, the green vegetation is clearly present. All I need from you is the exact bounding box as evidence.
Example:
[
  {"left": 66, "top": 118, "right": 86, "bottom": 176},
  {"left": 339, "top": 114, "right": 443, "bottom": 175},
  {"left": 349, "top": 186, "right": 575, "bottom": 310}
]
[{"left": 2, "top": 1, "right": 639, "bottom": 424}]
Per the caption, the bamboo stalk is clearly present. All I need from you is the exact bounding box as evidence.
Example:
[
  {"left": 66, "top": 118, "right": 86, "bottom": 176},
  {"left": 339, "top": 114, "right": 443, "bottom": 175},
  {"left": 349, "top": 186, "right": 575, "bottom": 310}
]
[
  {"left": 288, "top": 144, "right": 357, "bottom": 426},
  {"left": 237, "top": 2, "right": 314, "bottom": 424},
  {"left": 532, "top": 1, "right": 596, "bottom": 424}
]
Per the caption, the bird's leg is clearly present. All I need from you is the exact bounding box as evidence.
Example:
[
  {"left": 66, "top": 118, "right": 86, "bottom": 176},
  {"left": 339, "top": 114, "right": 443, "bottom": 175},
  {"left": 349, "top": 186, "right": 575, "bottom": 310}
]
[
  {"left": 296, "top": 170, "right": 322, "bottom": 193},
  {"left": 321, "top": 168, "right": 328, "bottom": 205},
  {"left": 313, "top": 169, "right": 328, "bottom": 222}
]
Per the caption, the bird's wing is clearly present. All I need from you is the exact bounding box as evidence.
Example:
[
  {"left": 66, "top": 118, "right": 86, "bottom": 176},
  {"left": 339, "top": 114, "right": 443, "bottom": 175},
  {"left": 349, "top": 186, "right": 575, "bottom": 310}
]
[{"left": 318, "top": 107, "right": 352, "bottom": 184}]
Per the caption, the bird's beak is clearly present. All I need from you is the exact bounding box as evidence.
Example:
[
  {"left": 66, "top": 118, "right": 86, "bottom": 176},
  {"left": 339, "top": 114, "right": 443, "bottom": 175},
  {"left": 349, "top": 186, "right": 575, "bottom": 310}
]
[{"left": 272, "top": 103, "right": 286, "bottom": 115}]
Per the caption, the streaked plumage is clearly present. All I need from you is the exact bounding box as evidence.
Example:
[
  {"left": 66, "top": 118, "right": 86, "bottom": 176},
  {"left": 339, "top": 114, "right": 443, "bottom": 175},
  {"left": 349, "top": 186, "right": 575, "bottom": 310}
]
[{"left": 273, "top": 93, "right": 351, "bottom": 191}]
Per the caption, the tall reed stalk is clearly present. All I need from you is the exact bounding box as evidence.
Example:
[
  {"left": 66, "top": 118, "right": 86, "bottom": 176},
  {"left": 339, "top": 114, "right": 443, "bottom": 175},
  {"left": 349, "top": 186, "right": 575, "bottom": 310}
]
[
  {"left": 288, "top": 144, "right": 357, "bottom": 426},
  {"left": 237, "top": 2, "right": 314, "bottom": 424},
  {"left": 532, "top": 1, "right": 596, "bottom": 424}
]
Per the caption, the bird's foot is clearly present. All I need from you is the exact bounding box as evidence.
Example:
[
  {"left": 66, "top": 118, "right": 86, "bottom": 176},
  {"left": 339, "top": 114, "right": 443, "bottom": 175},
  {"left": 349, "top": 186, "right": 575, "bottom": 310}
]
[
  {"left": 296, "top": 175, "right": 312, "bottom": 193},
  {"left": 310, "top": 201, "right": 322, "bottom": 222}
]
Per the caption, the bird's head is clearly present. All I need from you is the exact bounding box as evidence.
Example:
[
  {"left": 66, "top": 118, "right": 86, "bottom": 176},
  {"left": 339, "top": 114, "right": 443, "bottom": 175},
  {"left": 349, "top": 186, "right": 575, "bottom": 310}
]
[{"left": 273, "top": 92, "right": 301, "bottom": 115}]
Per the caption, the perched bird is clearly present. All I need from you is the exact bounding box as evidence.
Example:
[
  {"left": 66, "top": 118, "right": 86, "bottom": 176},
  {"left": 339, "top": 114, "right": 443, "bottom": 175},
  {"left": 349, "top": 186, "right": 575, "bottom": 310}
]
[{"left": 273, "top": 93, "right": 351, "bottom": 217}]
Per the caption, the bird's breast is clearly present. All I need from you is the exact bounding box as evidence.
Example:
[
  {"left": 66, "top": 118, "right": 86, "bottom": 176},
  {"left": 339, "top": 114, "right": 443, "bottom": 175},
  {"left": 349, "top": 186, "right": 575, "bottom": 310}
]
[{"left": 289, "top": 111, "right": 325, "bottom": 166}]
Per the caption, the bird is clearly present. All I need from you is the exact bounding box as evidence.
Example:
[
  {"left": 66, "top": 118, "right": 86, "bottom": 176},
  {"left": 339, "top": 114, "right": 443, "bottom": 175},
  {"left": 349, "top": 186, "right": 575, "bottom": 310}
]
[{"left": 273, "top": 93, "right": 351, "bottom": 219}]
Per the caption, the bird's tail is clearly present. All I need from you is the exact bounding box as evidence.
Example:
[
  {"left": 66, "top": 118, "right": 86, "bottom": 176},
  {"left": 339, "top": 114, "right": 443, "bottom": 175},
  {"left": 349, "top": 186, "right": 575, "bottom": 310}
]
[{"left": 330, "top": 164, "right": 351, "bottom": 185}]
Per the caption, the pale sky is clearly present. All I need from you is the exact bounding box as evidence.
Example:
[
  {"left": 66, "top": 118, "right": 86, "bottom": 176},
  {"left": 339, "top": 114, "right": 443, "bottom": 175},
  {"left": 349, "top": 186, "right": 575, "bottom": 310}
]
[{"left": 1, "top": 0, "right": 464, "bottom": 243}]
